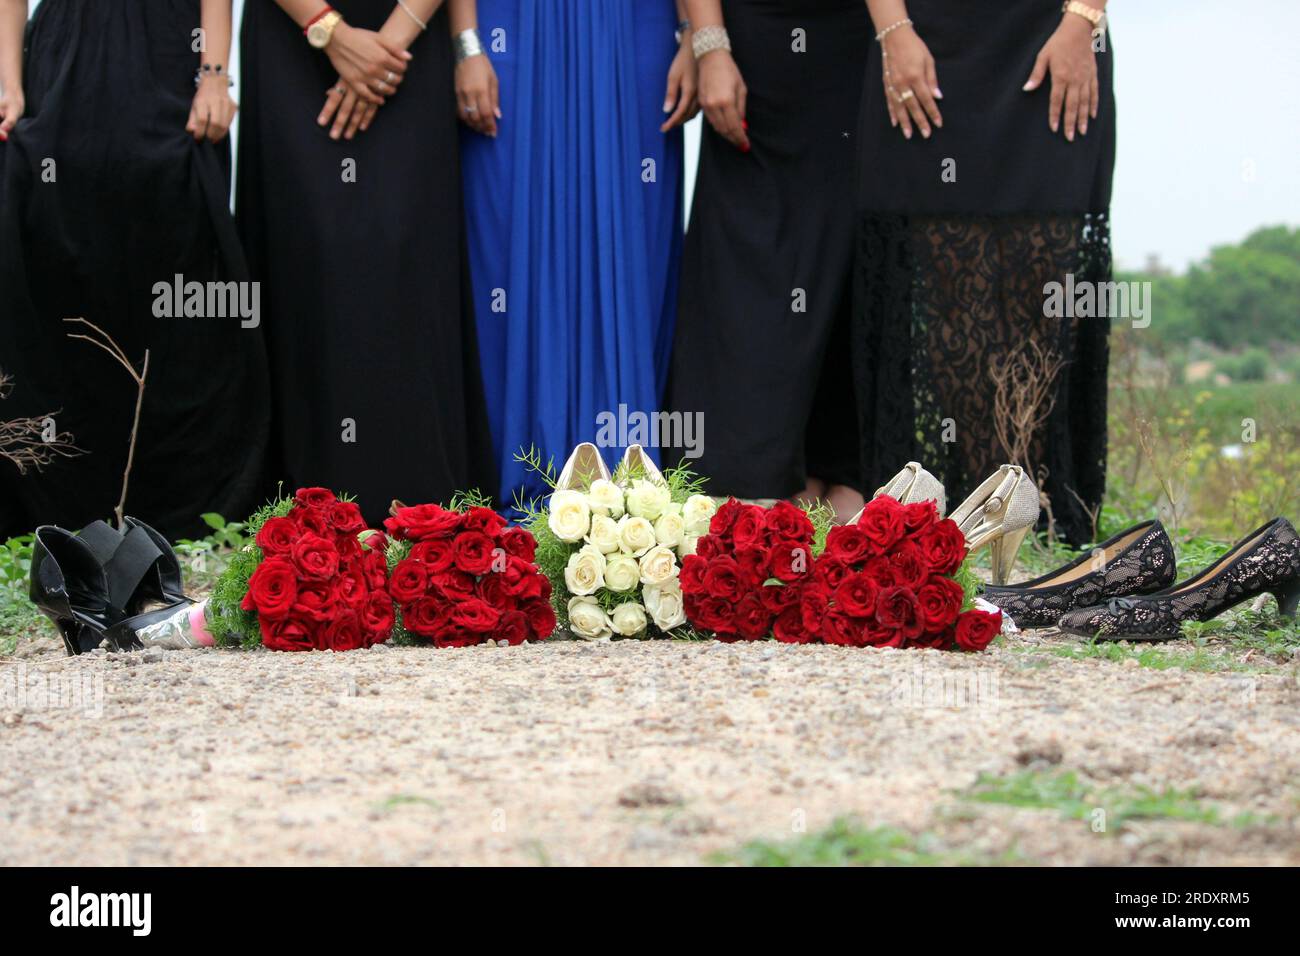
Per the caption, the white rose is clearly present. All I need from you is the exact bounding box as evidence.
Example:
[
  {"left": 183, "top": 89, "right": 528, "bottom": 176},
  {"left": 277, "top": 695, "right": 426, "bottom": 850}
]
[
  {"left": 604, "top": 554, "right": 641, "bottom": 593},
  {"left": 653, "top": 510, "right": 686, "bottom": 549},
  {"left": 644, "top": 580, "right": 686, "bottom": 631},
  {"left": 618, "top": 515, "right": 657, "bottom": 557},
  {"left": 677, "top": 534, "right": 700, "bottom": 559},
  {"left": 587, "top": 478, "right": 626, "bottom": 519},
  {"left": 567, "top": 596, "right": 612, "bottom": 641},
  {"left": 548, "top": 489, "right": 591, "bottom": 543},
  {"left": 585, "top": 513, "right": 621, "bottom": 554},
  {"left": 610, "top": 601, "right": 648, "bottom": 637},
  {"left": 564, "top": 545, "right": 607, "bottom": 596},
  {"left": 625, "top": 478, "right": 671, "bottom": 521},
  {"left": 639, "top": 545, "right": 679, "bottom": 587},
  {"left": 682, "top": 494, "right": 718, "bottom": 536}
]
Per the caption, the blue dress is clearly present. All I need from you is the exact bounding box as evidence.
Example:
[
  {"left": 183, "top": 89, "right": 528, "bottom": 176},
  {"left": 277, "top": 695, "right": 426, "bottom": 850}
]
[{"left": 461, "top": 1, "right": 684, "bottom": 506}]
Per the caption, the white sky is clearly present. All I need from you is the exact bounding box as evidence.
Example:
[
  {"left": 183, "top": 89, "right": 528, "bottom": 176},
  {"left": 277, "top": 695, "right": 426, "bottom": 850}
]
[{"left": 33, "top": 0, "right": 1300, "bottom": 273}]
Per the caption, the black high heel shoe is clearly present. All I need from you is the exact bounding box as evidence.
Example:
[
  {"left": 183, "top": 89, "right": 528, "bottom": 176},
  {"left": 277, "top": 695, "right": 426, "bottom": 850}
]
[
  {"left": 1058, "top": 517, "right": 1300, "bottom": 642},
  {"left": 30, "top": 526, "right": 123, "bottom": 655},
  {"left": 76, "top": 517, "right": 194, "bottom": 648},
  {"left": 982, "top": 520, "right": 1176, "bottom": 628}
]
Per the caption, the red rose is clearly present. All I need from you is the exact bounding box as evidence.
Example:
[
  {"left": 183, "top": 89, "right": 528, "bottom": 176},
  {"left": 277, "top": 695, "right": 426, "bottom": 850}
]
[
  {"left": 773, "top": 604, "right": 816, "bottom": 644},
  {"left": 388, "top": 559, "right": 428, "bottom": 604},
  {"left": 261, "top": 616, "right": 314, "bottom": 652},
  {"left": 856, "top": 496, "right": 906, "bottom": 552},
  {"left": 335, "top": 567, "right": 369, "bottom": 608},
  {"left": 759, "top": 581, "right": 800, "bottom": 613},
  {"left": 451, "top": 597, "right": 500, "bottom": 633},
  {"left": 496, "top": 609, "right": 530, "bottom": 646},
  {"left": 322, "top": 612, "right": 366, "bottom": 652},
  {"left": 293, "top": 579, "right": 337, "bottom": 623},
  {"left": 708, "top": 499, "right": 746, "bottom": 539},
  {"left": 902, "top": 500, "right": 939, "bottom": 533},
  {"left": 834, "top": 571, "right": 880, "bottom": 618},
  {"left": 764, "top": 501, "right": 814, "bottom": 545},
  {"left": 501, "top": 556, "right": 545, "bottom": 600},
  {"left": 431, "top": 570, "right": 476, "bottom": 601},
  {"left": 735, "top": 546, "right": 770, "bottom": 588},
  {"left": 462, "top": 507, "right": 507, "bottom": 537},
  {"left": 730, "top": 505, "right": 767, "bottom": 551},
  {"left": 432, "top": 623, "right": 480, "bottom": 648},
  {"left": 384, "top": 504, "right": 464, "bottom": 542},
  {"left": 800, "top": 584, "right": 830, "bottom": 634},
  {"left": 860, "top": 556, "right": 897, "bottom": 590},
  {"left": 362, "top": 530, "right": 388, "bottom": 555},
  {"left": 410, "top": 539, "right": 455, "bottom": 573},
  {"left": 292, "top": 506, "right": 331, "bottom": 537},
  {"left": 679, "top": 554, "right": 708, "bottom": 595},
  {"left": 702, "top": 556, "right": 743, "bottom": 603},
  {"left": 889, "top": 542, "right": 931, "bottom": 591},
  {"left": 769, "top": 542, "right": 813, "bottom": 583},
  {"left": 326, "top": 500, "right": 365, "bottom": 536},
  {"left": 361, "top": 549, "right": 388, "bottom": 590},
  {"left": 523, "top": 600, "right": 557, "bottom": 639},
  {"left": 695, "top": 534, "right": 722, "bottom": 560},
  {"left": 452, "top": 530, "right": 495, "bottom": 575},
  {"left": 954, "top": 608, "right": 1001, "bottom": 651},
  {"left": 479, "top": 573, "right": 511, "bottom": 609},
  {"left": 361, "top": 591, "right": 395, "bottom": 638},
  {"left": 875, "top": 585, "right": 923, "bottom": 641},
  {"left": 862, "top": 620, "right": 907, "bottom": 648},
  {"left": 916, "top": 576, "right": 965, "bottom": 632},
  {"left": 255, "top": 516, "right": 297, "bottom": 557},
  {"left": 295, "top": 487, "right": 337, "bottom": 508},
  {"left": 916, "top": 519, "right": 968, "bottom": 576},
  {"left": 813, "top": 556, "right": 852, "bottom": 592},
  {"left": 820, "top": 609, "right": 861, "bottom": 647},
  {"left": 823, "top": 524, "right": 873, "bottom": 564},
  {"left": 499, "top": 527, "right": 537, "bottom": 562},
  {"left": 691, "top": 596, "right": 734, "bottom": 633},
  {"left": 243, "top": 558, "right": 298, "bottom": 620},
  {"left": 734, "top": 593, "right": 773, "bottom": 641},
  {"left": 290, "top": 532, "right": 340, "bottom": 581},
  {"left": 402, "top": 597, "right": 445, "bottom": 636}
]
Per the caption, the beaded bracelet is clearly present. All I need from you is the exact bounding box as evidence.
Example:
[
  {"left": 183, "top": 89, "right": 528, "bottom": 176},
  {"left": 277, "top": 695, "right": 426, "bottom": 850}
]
[
  {"left": 874, "top": 18, "right": 912, "bottom": 42},
  {"left": 194, "top": 63, "right": 234, "bottom": 88}
]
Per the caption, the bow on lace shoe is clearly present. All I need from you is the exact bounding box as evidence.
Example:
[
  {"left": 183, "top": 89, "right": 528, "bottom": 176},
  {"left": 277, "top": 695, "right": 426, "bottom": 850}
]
[{"left": 1107, "top": 597, "right": 1137, "bottom": 615}]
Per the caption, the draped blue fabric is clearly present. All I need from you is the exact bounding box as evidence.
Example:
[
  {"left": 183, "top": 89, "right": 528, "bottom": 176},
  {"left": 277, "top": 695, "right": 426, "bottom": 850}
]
[{"left": 461, "top": 0, "right": 683, "bottom": 507}]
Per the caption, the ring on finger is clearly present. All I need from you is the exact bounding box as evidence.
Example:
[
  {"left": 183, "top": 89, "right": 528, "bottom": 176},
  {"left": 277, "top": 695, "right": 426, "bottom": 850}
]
[
  {"left": 332, "top": 86, "right": 345, "bottom": 95},
  {"left": 464, "top": 104, "right": 478, "bottom": 114},
  {"left": 897, "top": 89, "right": 915, "bottom": 103},
  {"left": 385, "top": 71, "right": 396, "bottom": 85}
]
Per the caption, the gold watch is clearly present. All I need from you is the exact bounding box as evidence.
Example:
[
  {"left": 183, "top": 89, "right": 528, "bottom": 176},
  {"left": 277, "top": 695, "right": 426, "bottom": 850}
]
[
  {"left": 306, "top": 10, "right": 343, "bottom": 49},
  {"left": 1062, "top": 1, "right": 1106, "bottom": 36}
]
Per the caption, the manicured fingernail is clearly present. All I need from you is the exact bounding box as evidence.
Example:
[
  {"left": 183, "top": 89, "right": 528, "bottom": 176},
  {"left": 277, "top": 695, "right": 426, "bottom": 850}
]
[
  {"left": 933, "top": 88, "right": 943, "bottom": 99},
  {"left": 495, "top": 108, "right": 502, "bottom": 118},
  {"left": 740, "top": 142, "right": 750, "bottom": 153},
  {"left": 922, "top": 128, "right": 930, "bottom": 138},
  {"left": 742, "top": 120, "right": 748, "bottom": 130},
  {"left": 903, "top": 128, "right": 912, "bottom": 139},
  {"left": 1023, "top": 82, "right": 1035, "bottom": 91}
]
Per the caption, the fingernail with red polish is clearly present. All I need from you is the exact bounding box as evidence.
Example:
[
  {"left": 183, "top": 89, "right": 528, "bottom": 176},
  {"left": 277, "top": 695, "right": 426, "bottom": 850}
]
[{"left": 742, "top": 120, "right": 749, "bottom": 130}]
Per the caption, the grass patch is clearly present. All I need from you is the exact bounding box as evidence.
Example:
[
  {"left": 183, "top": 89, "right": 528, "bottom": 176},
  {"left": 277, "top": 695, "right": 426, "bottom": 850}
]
[
  {"left": 371, "top": 793, "right": 441, "bottom": 814},
  {"left": 711, "top": 817, "right": 1016, "bottom": 867},
  {"left": 961, "top": 770, "right": 1233, "bottom": 831}
]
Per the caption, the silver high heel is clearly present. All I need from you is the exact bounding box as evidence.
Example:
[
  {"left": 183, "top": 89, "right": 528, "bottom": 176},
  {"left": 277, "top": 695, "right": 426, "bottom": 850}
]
[
  {"left": 616, "top": 443, "right": 665, "bottom": 485},
  {"left": 847, "top": 461, "right": 946, "bottom": 525},
  {"left": 947, "top": 464, "right": 1040, "bottom": 585},
  {"left": 556, "top": 442, "right": 612, "bottom": 491}
]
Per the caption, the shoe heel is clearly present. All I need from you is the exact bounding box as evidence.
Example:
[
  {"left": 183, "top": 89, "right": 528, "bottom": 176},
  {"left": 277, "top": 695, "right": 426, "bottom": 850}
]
[
  {"left": 1274, "top": 578, "right": 1300, "bottom": 619},
  {"left": 989, "top": 524, "right": 1031, "bottom": 586}
]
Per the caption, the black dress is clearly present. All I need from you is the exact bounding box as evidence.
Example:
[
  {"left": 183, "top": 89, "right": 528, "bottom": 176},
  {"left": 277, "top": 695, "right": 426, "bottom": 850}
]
[
  {"left": 666, "top": 0, "right": 869, "bottom": 499},
  {"left": 237, "top": 1, "right": 492, "bottom": 523},
  {"left": 853, "top": 0, "right": 1115, "bottom": 545},
  {"left": 0, "top": 0, "right": 269, "bottom": 541}
]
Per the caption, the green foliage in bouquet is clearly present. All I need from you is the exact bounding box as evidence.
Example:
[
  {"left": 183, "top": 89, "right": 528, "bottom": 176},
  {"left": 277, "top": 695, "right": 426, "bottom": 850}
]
[{"left": 206, "top": 490, "right": 296, "bottom": 648}]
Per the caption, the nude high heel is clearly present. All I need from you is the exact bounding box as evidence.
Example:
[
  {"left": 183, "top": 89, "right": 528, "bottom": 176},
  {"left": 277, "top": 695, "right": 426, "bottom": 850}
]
[
  {"left": 616, "top": 443, "right": 665, "bottom": 485},
  {"left": 948, "top": 464, "right": 1040, "bottom": 585},
  {"left": 847, "top": 461, "right": 947, "bottom": 525},
  {"left": 556, "top": 442, "right": 612, "bottom": 491}
]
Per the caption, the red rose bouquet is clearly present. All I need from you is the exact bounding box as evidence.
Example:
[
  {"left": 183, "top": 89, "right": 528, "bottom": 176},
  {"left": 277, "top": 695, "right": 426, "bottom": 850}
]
[
  {"left": 682, "top": 496, "right": 1001, "bottom": 651},
  {"left": 383, "top": 499, "right": 556, "bottom": 648},
  {"left": 679, "top": 499, "right": 824, "bottom": 643},
  {"left": 207, "top": 487, "right": 394, "bottom": 651}
]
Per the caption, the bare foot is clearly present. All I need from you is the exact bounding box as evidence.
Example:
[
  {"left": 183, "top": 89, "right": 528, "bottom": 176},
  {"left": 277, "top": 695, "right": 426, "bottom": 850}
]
[{"left": 826, "top": 484, "right": 865, "bottom": 525}]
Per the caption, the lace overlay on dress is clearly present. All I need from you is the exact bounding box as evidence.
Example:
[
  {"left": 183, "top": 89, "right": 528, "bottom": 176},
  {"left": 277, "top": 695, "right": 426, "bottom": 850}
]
[{"left": 853, "top": 212, "right": 1111, "bottom": 546}]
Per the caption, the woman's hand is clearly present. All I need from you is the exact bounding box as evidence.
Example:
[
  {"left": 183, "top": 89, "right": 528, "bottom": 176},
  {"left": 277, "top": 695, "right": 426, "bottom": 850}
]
[
  {"left": 186, "top": 77, "right": 238, "bottom": 142},
  {"left": 455, "top": 54, "right": 500, "bottom": 137},
  {"left": 660, "top": 34, "right": 698, "bottom": 133},
  {"left": 879, "top": 24, "right": 941, "bottom": 139},
  {"left": 0, "top": 83, "right": 22, "bottom": 140},
  {"left": 697, "top": 49, "right": 748, "bottom": 151},
  {"left": 1023, "top": 14, "right": 1098, "bottom": 141},
  {"left": 318, "top": 80, "right": 377, "bottom": 140},
  {"left": 326, "top": 22, "right": 411, "bottom": 105}
]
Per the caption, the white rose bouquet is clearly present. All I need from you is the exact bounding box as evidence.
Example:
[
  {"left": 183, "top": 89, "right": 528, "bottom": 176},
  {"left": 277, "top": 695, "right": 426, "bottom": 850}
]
[{"left": 515, "top": 444, "right": 715, "bottom": 640}]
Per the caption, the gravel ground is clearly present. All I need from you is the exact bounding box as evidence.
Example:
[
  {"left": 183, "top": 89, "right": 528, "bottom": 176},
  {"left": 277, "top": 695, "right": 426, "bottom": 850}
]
[{"left": 2, "top": 627, "right": 1298, "bottom": 866}]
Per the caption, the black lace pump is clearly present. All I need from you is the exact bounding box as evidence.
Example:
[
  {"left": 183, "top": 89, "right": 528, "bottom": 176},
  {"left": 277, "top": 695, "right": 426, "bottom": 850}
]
[
  {"left": 1058, "top": 517, "right": 1300, "bottom": 641},
  {"left": 982, "top": 520, "right": 1176, "bottom": 628}
]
